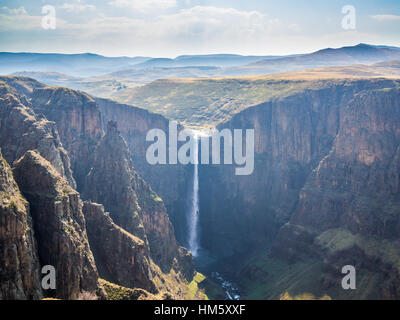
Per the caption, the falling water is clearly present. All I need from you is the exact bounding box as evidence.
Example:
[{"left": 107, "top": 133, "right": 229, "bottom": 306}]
[
  {"left": 188, "top": 134, "right": 200, "bottom": 257},
  {"left": 186, "top": 131, "right": 240, "bottom": 298}
]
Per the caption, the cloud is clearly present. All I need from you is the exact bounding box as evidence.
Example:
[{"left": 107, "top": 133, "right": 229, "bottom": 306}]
[
  {"left": 61, "top": 3, "right": 96, "bottom": 13},
  {"left": 108, "top": 0, "right": 177, "bottom": 11},
  {"left": 154, "top": 6, "right": 288, "bottom": 37},
  {"left": 0, "top": 6, "right": 28, "bottom": 15},
  {"left": 0, "top": 5, "right": 70, "bottom": 31},
  {"left": 371, "top": 14, "right": 400, "bottom": 21},
  {"left": 0, "top": 6, "right": 40, "bottom": 30},
  {"left": 0, "top": 4, "right": 304, "bottom": 56},
  {"left": 65, "top": 5, "right": 303, "bottom": 55}
]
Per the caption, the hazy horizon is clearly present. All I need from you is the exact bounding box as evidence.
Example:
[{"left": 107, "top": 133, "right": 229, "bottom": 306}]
[
  {"left": 2, "top": 42, "right": 400, "bottom": 60},
  {"left": 1, "top": 0, "right": 400, "bottom": 57}
]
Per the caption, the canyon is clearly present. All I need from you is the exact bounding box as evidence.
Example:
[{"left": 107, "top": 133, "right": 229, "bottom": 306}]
[
  {"left": 0, "top": 76, "right": 199, "bottom": 300},
  {"left": 1, "top": 69, "right": 400, "bottom": 300}
]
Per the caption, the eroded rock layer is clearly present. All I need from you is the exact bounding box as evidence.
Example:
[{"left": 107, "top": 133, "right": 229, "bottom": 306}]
[
  {"left": 13, "top": 151, "right": 99, "bottom": 300},
  {"left": 0, "top": 150, "right": 42, "bottom": 300}
]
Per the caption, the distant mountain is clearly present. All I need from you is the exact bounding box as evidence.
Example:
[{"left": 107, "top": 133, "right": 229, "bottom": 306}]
[
  {"left": 5, "top": 44, "right": 400, "bottom": 89},
  {"left": 0, "top": 52, "right": 151, "bottom": 77},
  {"left": 0, "top": 52, "right": 296, "bottom": 77},
  {"left": 252, "top": 44, "right": 400, "bottom": 66},
  {"left": 12, "top": 71, "right": 79, "bottom": 84},
  {"left": 374, "top": 59, "right": 400, "bottom": 68},
  {"left": 364, "top": 44, "right": 400, "bottom": 51},
  {"left": 131, "top": 54, "right": 287, "bottom": 69}
]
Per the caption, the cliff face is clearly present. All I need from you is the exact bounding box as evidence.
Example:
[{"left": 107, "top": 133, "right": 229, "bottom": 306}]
[
  {"left": 0, "top": 150, "right": 42, "bottom": 300},
  {"left": 82, "top": 201, "right": 156, "bottom": 292},
  {"left": 272, "top": 87, "right": 400, "bottom": 299},
  {"left": 199, "top": 79, "right": 400, "bottom": 258},
  {"left": 12, "top": 151, "right": 99, "bottom": 299},
  {"left": 83, "top": 121, "right": 182, "bottom": 271},
  {"left": 197, "top": 78, "right": 400, "bottom": 299},
  {"left": 95, "top": 98, "right": 192, "bottom": 245},
  {"left": 31, "top": 87, "right": 103, "bottom": 190},
  {"left": 0, "top": 77, "right": 197, "bottom": 300},
  {"left": 0, "top": 82, "right": 75, "bottom": 188},
  {"left": 81, "top": 122, "right": 195, "bottom": 295}
]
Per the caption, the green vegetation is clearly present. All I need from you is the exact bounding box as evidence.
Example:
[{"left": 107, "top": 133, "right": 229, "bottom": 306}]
[
  {"left": 8, "top": 200, "right": 17, "bottom": 209},
  {"left": 197, "top": 277, "right": 226, "bottom": 300},
  {"left": 187, "top": 272, "right": 209, "bottom": 300},
  {"left": 113, "top": 78, "right": 316, "bottom": 128},
  {"left": 279, "top": 292, "right": 331, "bottom": 300},
  {"left": 240, "top": 253, "right": 325, "bottom": 300},
  {"left": 316, "top": 228, "right": 400, "bottom": 267},
  {"left": 209, "top": 249, "right": 327, "bottom": 300},
  {"left": 150, "top": 192, "right": 163, "bottom": 202},
  {"left": 110, "top": 73, "right": 399, "bottom": 128},
  {"left": 99, "top": 279, "right": 154, "bottom": 300}
]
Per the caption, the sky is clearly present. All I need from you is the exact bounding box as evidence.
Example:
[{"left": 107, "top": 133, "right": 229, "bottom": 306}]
[{"left": 0, "top": 0, "right": 399, "bottom": 57}]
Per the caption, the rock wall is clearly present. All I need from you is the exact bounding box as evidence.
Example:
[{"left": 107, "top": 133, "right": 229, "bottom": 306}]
[
  {"left": 0, "top": 81, "right": 75, "bottom": 188},
  {"left": 31, "top": 87, "right": 103, "bottom": 190},
  {"left": 273, "top": 87, "right": 400, "bottom": 299},
  {"left": 0, "top": 150, "right": 42, "bottom": 300},
  {"left": 83, "top": 121, "right": 181, "bottom": 271},
  {"left": 95, "top": 98, "right": 192, "bottom": 245},
  {"left": 13, "top": 151, "right": 99, "bottom": 299},
  {"left": 0, "top": 77, "right": 197, "bottom": 300},
  {"left": 83, "top": 201, "right": 156, "bottom": 292},
  {"left": 199, "top": 79, "right": 400, "bottom": 258}
]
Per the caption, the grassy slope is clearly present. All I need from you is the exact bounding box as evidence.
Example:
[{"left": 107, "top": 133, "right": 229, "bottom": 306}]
[
  {"left": 113, "top": 78, "right": 317, "bottom": 128},
  {"left": 230, "top": 250, "right": 326, "bottom": 300},
  {"left": 99, "top": 272, "right": 211, "bottom": 300},
  {"left": 111, "top": 66, "right": 400, "bottom": 128},
  {"left": 231, "top": 227, "right": 400, "bottom": 300}
]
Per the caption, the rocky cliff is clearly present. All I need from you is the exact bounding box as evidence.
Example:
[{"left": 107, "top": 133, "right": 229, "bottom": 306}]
[
  {"left": 0, "top": 76, "right": 198, "bottom": 300},
  {"left": 82, "top": 201, "right": 196, "bottom": 298},
  {"left": 0, "top": 150, "right": 42, "bottom": 300},
  {"left": 82, "top": 201, "right": 156, "bottom": 292},
  {"left": 30, "top": 87, "right": 103, "bottom": 190},
  {"left": 12, "top": 151, "right": 99, "bottom": 299},
  {"left": 198, "top": 78, "right": 400, "bottom": 299},
  {"left": 199, "top": 78, "right": 400, "bottom": 258},
  {"left": 83, "top": 120, "right": 190, "bottom": 273},
  {"left": 0, "top": 81, "right": 75, "bottom": 188},
  {"left": 272, "top": 87, "right": 400, "bottom": 299},
  {"left": 95, "top": 98, "right": 192, "bottom": 245}
]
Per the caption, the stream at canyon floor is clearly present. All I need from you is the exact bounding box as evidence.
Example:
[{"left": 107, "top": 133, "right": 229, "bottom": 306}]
[
  {"left": 194, "top": 249, "right": 241, "bottom": 300},
  {"left": 210, "top": 272, "right": 241, "bottom": 300}
]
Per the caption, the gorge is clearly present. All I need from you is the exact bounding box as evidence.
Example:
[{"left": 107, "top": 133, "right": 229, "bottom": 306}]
[{"left": 1, "top": 71, "right": 400, "bottom": 300}]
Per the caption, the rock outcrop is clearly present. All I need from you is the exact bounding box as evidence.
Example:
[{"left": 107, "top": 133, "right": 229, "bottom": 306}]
[
  {"left": 83, "top": 121, "right": 181, "bottom": 271},
  {"left": 199, "top": 79, "right": 400, "bottom": 258},
  {"left": 95, "top": 98, "right": 192, "bottom": 245},
  {"left": 12, "top": 151, "right": 99, "bottom": 299},
  {"left": 273, "top": 87, "right": 400, "bottom": 299},
  {"left": 0, "top": 150, "right": 42, "bottom": 300},
  {"left": 0, "top": 81, "right": 75, "bottom": 188},
  {"left": 83, "top": 201, "right": 156, "bottom": 292},
  {"left": 31, "top": 87, "right": 103, "bottom": 190},
  {"left": 0, "top": 77, "right": 197, "bottom": 300}
]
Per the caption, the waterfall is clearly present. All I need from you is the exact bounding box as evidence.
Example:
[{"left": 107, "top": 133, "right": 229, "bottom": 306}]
[{"left": 188, "top": 134, "right": 200, "bottom": 257}]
